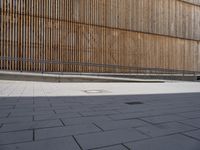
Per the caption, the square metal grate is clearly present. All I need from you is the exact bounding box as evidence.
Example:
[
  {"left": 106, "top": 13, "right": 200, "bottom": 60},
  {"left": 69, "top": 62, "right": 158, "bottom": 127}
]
[{"left": 125, "top": 101, "right": 144, "bottom": 105}]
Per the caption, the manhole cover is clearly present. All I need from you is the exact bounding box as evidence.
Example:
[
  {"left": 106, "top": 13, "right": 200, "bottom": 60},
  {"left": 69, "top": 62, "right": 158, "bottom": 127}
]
[
  {"left": 125, "top": 101, "right": 143, "bottom": 105},
  {"left": 84, "top": 90, "right": 110, "bottom": 94}
]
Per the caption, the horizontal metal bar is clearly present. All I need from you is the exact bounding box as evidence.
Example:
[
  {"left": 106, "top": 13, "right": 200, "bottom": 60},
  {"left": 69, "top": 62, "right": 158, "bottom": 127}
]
[{"left": 0, "top": 56, "right": 198, "bottom": 74}]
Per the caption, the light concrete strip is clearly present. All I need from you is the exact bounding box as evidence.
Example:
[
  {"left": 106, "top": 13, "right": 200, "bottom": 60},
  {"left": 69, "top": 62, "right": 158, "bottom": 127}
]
[
  {"left": 0, "top": 71, "right": 165, "bottom": 83},
  {"left": 0, "top": 80, "right": 200, "bottom": 97}
]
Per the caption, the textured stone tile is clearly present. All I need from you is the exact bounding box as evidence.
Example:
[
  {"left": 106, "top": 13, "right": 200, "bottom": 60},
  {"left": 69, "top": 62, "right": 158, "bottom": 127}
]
[
  {"left": 108, "top": 112, "right": 145, "bottom": 120},
  {"left": 0, "top": 110, "right": 10, "bottom": 114},
  {"left": 125, "top": 134, "right": 200, "bottom": 150},
  {"left": 55, "top": 109, "right": 90, "bottom": 114},
  {"left": 184, "top": 130, "right": 200, "bottom": 140},
  {"left": 0, "top": 107, "right": 13, "bottom": 112},
  {"left": 0, "top": 116, "right": 33, "bottom": 124},
  {"left": 34, "top": 113, "right": 81, "bottom": 121},
  {"left": 35, "top": 124, "right": 100, "bottom": 140},
  {"left": 141, "top": 114, "right": 185, "bottom": 124},
  {"left": 177, "top": 111, "right": 200, "bottom": 119},
  {"left": 11, "top": 108, "right": 33, "bottom": 112},
  {"left": 62, "top": 116, "right": 111, "bottom": 125},
  {"left": 0, "top": 131, "right": 32, "bottom": 145},
  {"left": 95, "top": 119, "right": 148, "bottom": 131},
  {"left": 94, "top": 145, "right": 128, "bottom": 150},
  {"left": 34, "top": 107, "right": 53, "bottom": 112},
  {"left": 10, "top": 109, "right": 34, "bottom": 113},
  {"left": 10, "top": 111, "right": 55, "bottom": 117},
  {"left": 75, "top": 129, "right": 148, "bottom": 150},
  {"left": 179, "top": 118, "right": 200, "bottom": 128},
  {"left": 0, "top": 120, "right": 62, "bottom": 132},
  {"left": 136, "top": 122, "right": 195, "bottom": 137},
  {"left": 0, "top": 137, "right": 81, "bottom": 150},
  {"left": 1, "top": 84, "right": 200, "bottom": 149},
  {"left": 108, "top": 111, "right": 166, "bottom": 121},
  {"left": 0, "top": 113, "right": 9, "bottom": 118},
  {"left": 80, "top": 110, "right": 118, "bottom": 117}
]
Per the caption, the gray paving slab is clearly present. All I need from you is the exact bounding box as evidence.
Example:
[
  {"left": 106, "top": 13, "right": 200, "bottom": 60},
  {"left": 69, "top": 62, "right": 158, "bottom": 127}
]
[
  {"left": 75, "top": 128, "right": 148, "bottom": 150},
  {"left": 0, "top": 106, "right": 13, "bottom": 110},
  {"left": 141, "top": 114, "right": 186, "bottom": 124},
  {"left": 0, "top": 137, "right": 81, "bottom": 150},
  {"left": 95, "top": 119, "right": 148, "bottom": 131},
  {"left": 108, "top": 112, "right": 148, "bottom": 120},
  {"left": 35, "top": 107, "right": 54, "bottom": 112},
  {"left": 178, "top": 111, "right": 200, "bottom": 119},
  {"left": 179, "top": 118, "right": 200, "bottom": 128},
  {"left": 55, "top": 108, "right": 91, "bottom": 114},
  {"left": 80, "top": 110, "right": 119, "bottom": 117},
  {"left": 0, "top": 116, "right": 33, "bottom": 124},
  {"left": 108, "top": 110, "right": 169, "bottom": 121},
  {"left": 0, "top": 120, "right": 62, "bottom": 132},
  {"left": 34, "top": 112, "right": 81, "bottom": 121},
  {"left": 0, "top": 109, "right": 10, "bottom": 113},
  {"left": 1, "top": 81, "right": 200, "bottom": 149},
  {"left": 15, "top": 105, "right": 33, "bottom": 109},
  {"left": 9, "top": 111, "right": 55, "bottom": 117},
  {"left": 10, "top": 108, "right": 34, "bottom": 112},
  {"left": 125, "top": 134, "right": 200, "bottom": 150},
  {"left": 184, "top": 130, "right": 200, "bottom": 140},
  {"left": 94, "top": 145, "right": 128, "bottom": 150},
  {"left": 136, "top": 122, "right": 196, "bottom": 137},
  {"left": 62, "top": 116, "right": 112, "bottom": 126},
  {"left": 9, "top": 109, "right": 34, "bottom": 113},
  {"left": 0, "top": 131, "right": 33, "bottom": 145},
  {"left": 35, "top": 124, "right": 101, "bottom": 140},
  {"left": 0, "top": 113, "right": 9, "bottom": 118}
]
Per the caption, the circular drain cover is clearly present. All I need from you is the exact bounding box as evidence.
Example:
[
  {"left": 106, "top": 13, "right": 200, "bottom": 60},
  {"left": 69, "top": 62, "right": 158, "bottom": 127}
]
[{"left": 84, "top": 90, "right": 110, "bottom": 94}]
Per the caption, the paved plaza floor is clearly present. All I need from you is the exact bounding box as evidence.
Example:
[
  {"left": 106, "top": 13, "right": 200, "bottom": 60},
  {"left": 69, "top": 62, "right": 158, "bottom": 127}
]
[{"left": 0, "top": 80, "right": 200, "bottom": 150}]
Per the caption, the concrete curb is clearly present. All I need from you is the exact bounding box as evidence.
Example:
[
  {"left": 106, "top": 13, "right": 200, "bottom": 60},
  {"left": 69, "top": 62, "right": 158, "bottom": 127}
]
[{"left": 0, "top": 71, "right": 164, "bottom": 83}]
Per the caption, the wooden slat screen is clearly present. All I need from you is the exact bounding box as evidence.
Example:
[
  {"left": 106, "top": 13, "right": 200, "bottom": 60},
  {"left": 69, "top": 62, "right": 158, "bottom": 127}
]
[{"left": 0, "top": 0, "right": 200, "bottom": 73}]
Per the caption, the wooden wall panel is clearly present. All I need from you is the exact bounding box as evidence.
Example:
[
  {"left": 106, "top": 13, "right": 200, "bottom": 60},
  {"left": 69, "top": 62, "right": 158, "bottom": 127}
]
[
  {"left": 198, "top": 42, "right": 200, "bottom": 71},
  {"left": 0, "top": 0, "right": 200, "bottom": 73}
]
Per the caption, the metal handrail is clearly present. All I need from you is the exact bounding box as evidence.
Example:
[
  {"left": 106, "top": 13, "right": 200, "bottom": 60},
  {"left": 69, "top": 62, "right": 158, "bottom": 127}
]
[{"left": 0, "top": 56, "right": 199, "bottom": 75}]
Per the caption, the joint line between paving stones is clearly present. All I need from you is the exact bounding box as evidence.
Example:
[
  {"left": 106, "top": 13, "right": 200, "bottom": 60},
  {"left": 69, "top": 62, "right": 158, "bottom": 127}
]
[
  {"left": 181, "top": 132, "right": 200, "bottom": 142},
  {"left": 122, "top": 143, "right": 131, "bottom": 150},
  {"left": 177, "top": 120, "right": 200, "bottom": 130},
  {"left": 0, "top": 124, "right": 64, "bottom": 134},
  {"left": 59, "top": 118, "right": 66, "bottom": 126},
  {"left": 78, "top": 112, "right": 84, "bottom": 117},
  {"left": 88, "top": 144, "right": 130, "bottom": 150},
  {"left": 133, "top": 127, "right": 152, "bottom": 138},
  {"left": 135, "top": 131, "right": 198, "bottom": 142},
  {"left": 7, "top": 112, "right": 11, "bottom": 118},
  {"left": 136, "top": 118, "right": 156, "bottom": 125},
  {"left": 32, "top": 115, "right": 34, "bottom": 121},
  {"left": 92, "top": 123, "right": 105, "bottom": 132},
  {"left": 0, "top": 139, "right": 34, "bottom": 146},
  {"left": 53, "top": 109, "right": 57, "bottom": 114},
  {"left": 106, "top": 115, "right": 118, "bottom": 121},
  {"left": 33, "top": 129, "right": 35, "bottom": 141},
  {"left": 72, "top": 136, "right": 83, "bottom": 150}
]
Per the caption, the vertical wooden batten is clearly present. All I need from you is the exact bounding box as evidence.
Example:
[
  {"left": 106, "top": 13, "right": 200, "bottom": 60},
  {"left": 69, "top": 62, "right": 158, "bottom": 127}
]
[{"left": 0, "top": 0, "right": 200, "bottom": 73}]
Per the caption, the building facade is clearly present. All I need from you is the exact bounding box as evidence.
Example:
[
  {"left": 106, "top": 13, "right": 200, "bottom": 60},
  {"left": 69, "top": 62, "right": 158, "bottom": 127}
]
[{"left": 0, "top": 0, "right": 200, "bottom": 73}]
